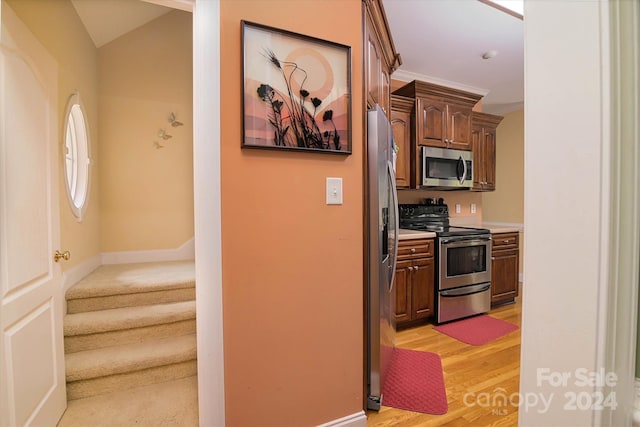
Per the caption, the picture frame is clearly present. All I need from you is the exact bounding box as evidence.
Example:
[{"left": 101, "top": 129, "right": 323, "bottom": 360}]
[{"left": 241, "top": 21, "right": 352, "bottom": 155}]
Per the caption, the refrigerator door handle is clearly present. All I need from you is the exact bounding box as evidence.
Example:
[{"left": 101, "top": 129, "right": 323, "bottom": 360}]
[{"left": 387, "top": 160, "right": 399, "bottom": 291}]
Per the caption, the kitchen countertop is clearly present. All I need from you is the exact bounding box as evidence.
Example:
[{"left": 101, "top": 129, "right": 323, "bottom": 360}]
[
  {"left": 398, "top": 229, "right": 436, "bottom": 240},
  {"left": 397, "top": 224, "right": 523, "bottom": 240},
  {"left": 480, "top": 224, "right": 523, "bottom": 234}
]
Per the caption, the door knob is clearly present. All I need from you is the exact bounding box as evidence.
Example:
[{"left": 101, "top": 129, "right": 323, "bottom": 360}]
[{"left": 54, "top": 250, "right": 71, "bottom": 262}]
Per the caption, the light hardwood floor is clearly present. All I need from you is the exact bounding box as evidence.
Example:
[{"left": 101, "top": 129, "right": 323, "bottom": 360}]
[{"left": 367, "top": 298, "right": 522, "bottom": 427}]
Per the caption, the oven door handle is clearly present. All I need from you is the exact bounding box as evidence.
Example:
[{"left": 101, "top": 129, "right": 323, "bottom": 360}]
[
  {"left": 440, "top": 283, "right": 490, "bottom": 297},
  {"left": 440, "top": 236, "right": 491, "bottom": 245}
]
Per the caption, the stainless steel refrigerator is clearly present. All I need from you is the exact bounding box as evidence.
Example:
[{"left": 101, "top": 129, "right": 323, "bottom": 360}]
[{"left": 366, "top": 104, "right": 399, "bottom": 411}]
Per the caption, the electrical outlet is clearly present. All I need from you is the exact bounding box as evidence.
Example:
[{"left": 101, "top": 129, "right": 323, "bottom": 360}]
[
  {"left": 455, "top": 203, "right": 461, "bottom": 214},
  {"left": 471, "top": 203, "right": 477, "bottom": 214}
]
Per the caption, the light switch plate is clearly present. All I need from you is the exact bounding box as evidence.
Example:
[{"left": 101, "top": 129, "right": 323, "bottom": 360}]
[
  {"left": 471, "top": 203, "right": 477, "bottom": 214},
  {"left": 455, "top": 203, "right": 461, "bottom": 214},
  {"left": 326, "top": 177, "right": 343, "bottom": 205}
]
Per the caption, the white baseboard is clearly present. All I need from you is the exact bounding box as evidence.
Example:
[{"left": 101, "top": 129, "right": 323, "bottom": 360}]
[
  {"left": 101, "top": 238, "right": 195, "bottom": 265},
  {"left": 62, "top": 254, "right": 101, "bottom": 295},
  {"left": 316, "top": 411, "right": 367, "bottom": 427}
]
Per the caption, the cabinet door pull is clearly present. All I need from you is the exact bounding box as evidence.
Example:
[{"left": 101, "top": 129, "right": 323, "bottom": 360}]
[
  {"left": 414, "top": 265, "right": 419, "bottom": 271},
  {"left": 450, "top": 115, "right": 454, "bottom": 143},
  {"left": 408, "top": 266, "right": 414, "bottom": 271},
  {"left": 410, "top": 248, "right": 416, "bottom": 253},
  {"left": 491, "top": 257, "right": 496, "bottom": 260}
]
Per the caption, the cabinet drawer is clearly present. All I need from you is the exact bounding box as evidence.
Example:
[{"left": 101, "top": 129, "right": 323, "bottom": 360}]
[
  {"left": 398, "top": 239, "right": 434, "bottom": 259},
  {"left": 492, "top": 233, "right": 519, "bottom": 251}
]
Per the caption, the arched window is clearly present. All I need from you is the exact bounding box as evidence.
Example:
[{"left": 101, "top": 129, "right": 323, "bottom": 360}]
[{"left": 63, "top": 93, "right": 90, "bottom": 220}]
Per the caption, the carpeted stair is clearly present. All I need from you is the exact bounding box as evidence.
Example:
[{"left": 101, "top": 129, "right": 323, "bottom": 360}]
[{"left": 64, "top": 260, "right": 197, "bottom": 400}]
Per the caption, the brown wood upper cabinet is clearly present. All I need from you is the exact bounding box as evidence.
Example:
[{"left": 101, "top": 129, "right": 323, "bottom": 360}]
[
  {"left": 472, "top": 112, "right": 503, "bottom": 191},
  {"left": 363, "top": 0, "right": 401, "bottom": 116},
  {"left": 393, "top": 80, "right": 483, "bottom": 151},
  {"left": 391, "top": 95, "right": 413, "bottom": 188}
]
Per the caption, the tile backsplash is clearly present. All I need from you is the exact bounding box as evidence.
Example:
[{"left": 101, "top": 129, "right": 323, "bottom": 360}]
[{"left": 397, "top": 190, "right": 483, "bottom": 225}]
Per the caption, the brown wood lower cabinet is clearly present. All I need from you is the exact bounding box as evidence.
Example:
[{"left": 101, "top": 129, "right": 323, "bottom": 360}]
[
  {"left": 395, "top": 239, "right": 435, "bottom": 328},
  {"left": 491, "top": 232, "right": 520, "bottom": 306}
]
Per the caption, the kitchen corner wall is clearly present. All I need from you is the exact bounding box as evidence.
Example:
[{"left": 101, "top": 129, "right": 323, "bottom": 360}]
[
  {"left": 392, "top": 77, "right": 486, "bottom": 225},
  {"left": 220, "top": 1, "right": 363, "bottom": 425},
  {"left": 98, "top": 11, "right": 194, "bottom": 252},
  {"left": 482, "top": 110, "right": 524, "bottom": 223},
  {"left": 6, "top": 0, "right": 100, "bottom": 271},
  {"left": 482, "top": 109, "right": 524, "bottom": 273}
]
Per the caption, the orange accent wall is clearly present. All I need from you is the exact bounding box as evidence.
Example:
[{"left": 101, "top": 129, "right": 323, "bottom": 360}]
[{"left": 220, "top": 1, "right": 364, "bottom": 425}]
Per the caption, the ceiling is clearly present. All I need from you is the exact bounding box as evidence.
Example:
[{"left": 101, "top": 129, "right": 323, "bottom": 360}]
[
  {"left": 382, "top": 0, "right": 524, "bottom": 115},
  {"left": 70, "top": 0, "right": 174, "bottom": 48},
  {"left": 70, "top": 0, "right": 522, "bottom": 114}
]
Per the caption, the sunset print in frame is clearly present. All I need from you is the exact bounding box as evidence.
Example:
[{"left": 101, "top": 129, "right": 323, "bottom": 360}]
[{"left": 242, "top": 21, "right": 352, "bottom": 154}]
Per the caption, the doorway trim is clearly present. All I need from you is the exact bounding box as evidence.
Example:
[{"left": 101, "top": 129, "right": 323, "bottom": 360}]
[
  {"left": 600, "top": 0, "right": 640, "bottom": 425},
  {"left": 145, "top": 0, "right": 225, "bottom": 425},
  {"left": 191, "top": 1, "right": 225, "bottom": 426}
]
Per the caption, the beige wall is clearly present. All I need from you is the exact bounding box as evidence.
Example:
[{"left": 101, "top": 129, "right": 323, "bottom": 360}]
[
  {"left": 482, "top": 110, "right": 524, "bottom": 224},
  {"left": 98, "top": 11, "right": 193, "bottom": 252},
  {"left": 7, "top": 0, "right": 100, "bottom": 271},
  {"left": 9, "top": 2, "right": 194, "bottom": 257},
  {"left": 220, "top": 0, "right": 363, "bottom": 425},
  {"left": 482, "top": 109, "right": 524, "bottom": 273}
]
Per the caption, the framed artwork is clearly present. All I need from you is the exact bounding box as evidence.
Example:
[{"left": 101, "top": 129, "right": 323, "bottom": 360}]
[{"left": 241, "top": 21, "right": 352, "bottom": 155}]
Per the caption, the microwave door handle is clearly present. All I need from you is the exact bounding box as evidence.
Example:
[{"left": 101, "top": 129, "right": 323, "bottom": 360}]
[
  {"left": 456, "top": 156, "right": 466, "bottom": 184},
  {"left": 422, "top": 148, "right": 427, "bottom": 186},
  {"left": 463, "top": 157, "right": 468, "bottom": 183}
]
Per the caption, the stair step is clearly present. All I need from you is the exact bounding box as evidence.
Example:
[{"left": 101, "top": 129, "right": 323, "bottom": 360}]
[
  {"left": 58, "top": 376, "right": 199, "bottom": 425},
  {"left": 66, "top": 261, "right": 195, "bottom": 313},
  {"left": 66, "top": 334, "right": 197, "bottom": 381},
  {"left": 64, "top": 301, "right": 196, "bottom": 353},
  {"left": 67, "top": 360, "right": 197, "bottom": 401},
  {"left": 65, "top": 334, "right": 197, "bottom": 400}
]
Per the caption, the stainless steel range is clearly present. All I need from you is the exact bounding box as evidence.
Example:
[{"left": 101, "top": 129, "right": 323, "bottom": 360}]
[{"left": 399, "top": 201, "right": 492, "bottom": 323}]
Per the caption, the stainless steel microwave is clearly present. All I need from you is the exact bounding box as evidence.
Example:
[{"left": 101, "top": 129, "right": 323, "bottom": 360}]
[{"left": 422, "top": 146, "right": 473, "bottom": 189}]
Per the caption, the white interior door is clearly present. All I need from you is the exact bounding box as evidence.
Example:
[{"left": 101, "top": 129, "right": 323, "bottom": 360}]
[{"left": 0, "top": 2, "right": 66, "bottom": 426}]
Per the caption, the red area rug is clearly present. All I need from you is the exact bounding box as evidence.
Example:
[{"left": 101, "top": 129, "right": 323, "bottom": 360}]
[
  {"left": 382, "top": 348, "right": 448, "bottom": 415},
  {"left": 434, "top": 314, "right": 519, "bottom": 346}
]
